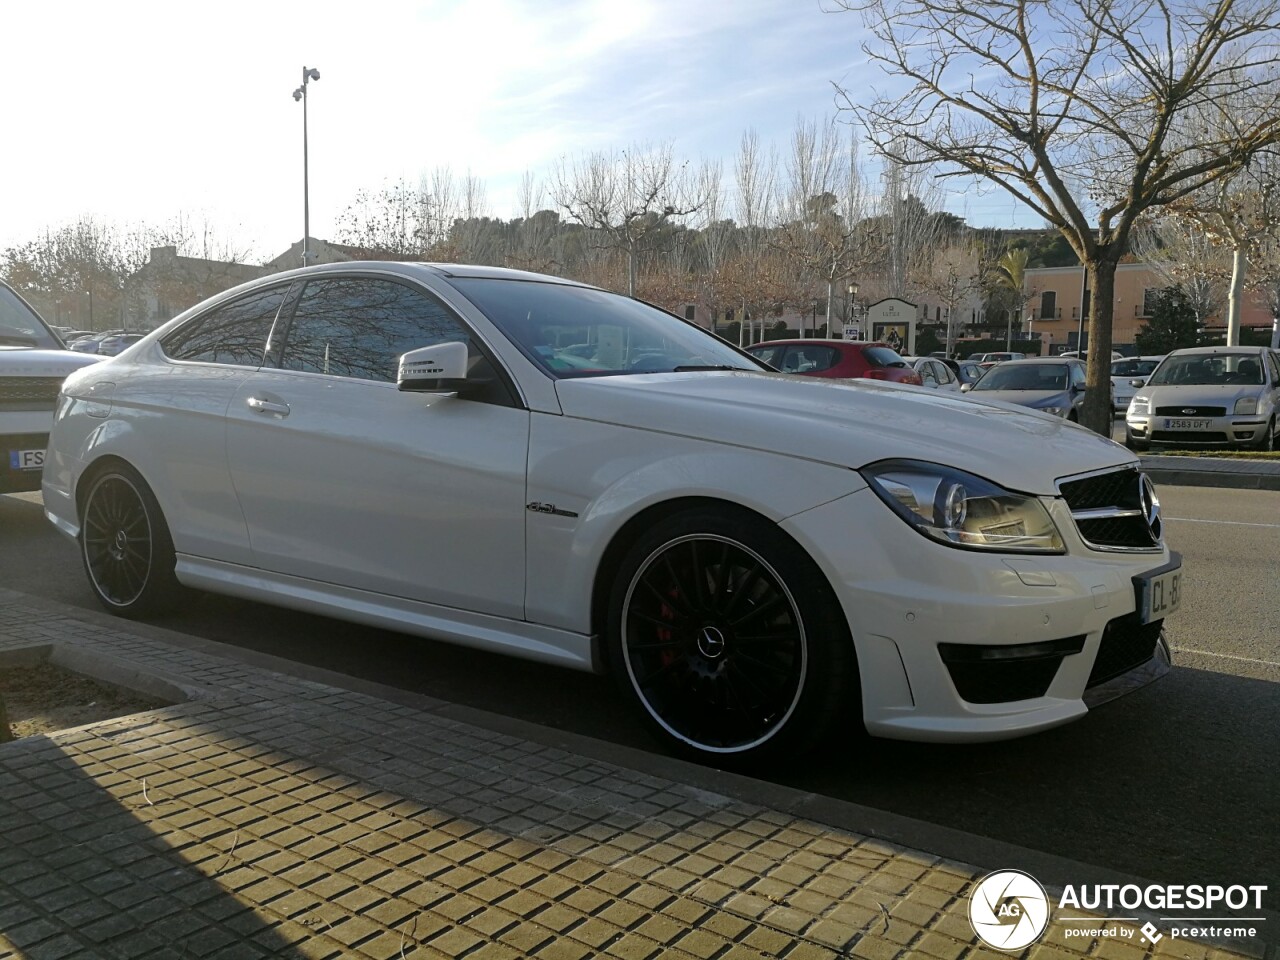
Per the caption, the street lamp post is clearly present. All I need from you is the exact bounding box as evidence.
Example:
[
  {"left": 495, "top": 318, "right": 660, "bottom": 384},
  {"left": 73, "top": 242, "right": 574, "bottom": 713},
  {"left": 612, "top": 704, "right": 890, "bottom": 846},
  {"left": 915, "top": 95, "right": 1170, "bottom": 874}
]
[
  {"left": 292, "top": 66, "right": 321, "bottom": 267},
  {"left": 847, "top": 281, "right": 859, "bottom": 339}
]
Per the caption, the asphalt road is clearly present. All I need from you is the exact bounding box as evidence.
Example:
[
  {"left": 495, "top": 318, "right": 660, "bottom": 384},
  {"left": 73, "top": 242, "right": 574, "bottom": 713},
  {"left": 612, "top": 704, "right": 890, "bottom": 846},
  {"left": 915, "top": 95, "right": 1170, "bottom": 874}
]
[{"left": 2, "top": 484, "right": 1277, "bottom": 912}]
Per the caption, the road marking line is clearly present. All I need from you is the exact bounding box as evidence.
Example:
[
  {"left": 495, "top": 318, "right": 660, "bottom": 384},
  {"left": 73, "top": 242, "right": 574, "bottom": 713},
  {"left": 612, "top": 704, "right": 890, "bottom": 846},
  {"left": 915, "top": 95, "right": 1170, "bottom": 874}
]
[
  {"left": 1166, "top": 516, "right": 1280, "bottom": 529},
  {"left": 1173, "top": 648, "right": 1280, "bottom": 668}
]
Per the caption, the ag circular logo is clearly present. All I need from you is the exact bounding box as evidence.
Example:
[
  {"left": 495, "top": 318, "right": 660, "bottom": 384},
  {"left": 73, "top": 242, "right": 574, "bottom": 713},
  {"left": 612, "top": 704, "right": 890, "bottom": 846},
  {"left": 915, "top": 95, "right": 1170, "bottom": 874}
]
[{"left": 969, "top": 870, "right": 1050, "bottom": 950}]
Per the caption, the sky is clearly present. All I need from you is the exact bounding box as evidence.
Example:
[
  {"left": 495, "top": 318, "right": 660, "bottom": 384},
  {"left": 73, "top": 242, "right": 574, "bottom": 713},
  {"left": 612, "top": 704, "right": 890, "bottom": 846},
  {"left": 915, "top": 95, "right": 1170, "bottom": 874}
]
[{"left": 1, "top": 0, "right": 1038, "bottom": 264}]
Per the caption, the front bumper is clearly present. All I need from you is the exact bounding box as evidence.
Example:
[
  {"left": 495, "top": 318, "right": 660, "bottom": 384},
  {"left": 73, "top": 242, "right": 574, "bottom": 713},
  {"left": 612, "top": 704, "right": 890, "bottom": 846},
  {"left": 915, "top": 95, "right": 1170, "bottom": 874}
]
[
  {"left": 1126, "top": 412, "right": 1268, "bottom": 446},
  {"left": 781, "top": 486, "right": 1175, "bottom": 742}
]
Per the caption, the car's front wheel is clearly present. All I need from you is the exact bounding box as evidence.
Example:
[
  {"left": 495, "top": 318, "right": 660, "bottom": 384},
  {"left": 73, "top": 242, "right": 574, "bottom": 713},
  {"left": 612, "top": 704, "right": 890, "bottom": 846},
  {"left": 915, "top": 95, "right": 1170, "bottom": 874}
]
[
  {"left": 606, "top": 506, "right": 856, "bottom": 765},
  {"left": 80, "top": 463, "right": 181, "bottom": 618},
  {"left": 1124, "top": 427, "right": 1149, "bottom": 452},
  {"left": 1252, "top": 416, "right": 1276, "bottom": 452}
]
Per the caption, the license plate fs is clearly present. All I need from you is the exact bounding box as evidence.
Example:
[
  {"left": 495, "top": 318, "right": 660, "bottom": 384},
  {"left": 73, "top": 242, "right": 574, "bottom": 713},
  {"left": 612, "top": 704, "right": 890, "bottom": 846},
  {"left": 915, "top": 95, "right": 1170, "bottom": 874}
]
[
  {"left": 1162, "top": 417, "right": 1211, "bottom": 430},
  {"left": 1135, "top": 560, "right": 1181, "bottom": 624},
  {"left": 8, "top": 449, "right": 44, "bottom": 471}
]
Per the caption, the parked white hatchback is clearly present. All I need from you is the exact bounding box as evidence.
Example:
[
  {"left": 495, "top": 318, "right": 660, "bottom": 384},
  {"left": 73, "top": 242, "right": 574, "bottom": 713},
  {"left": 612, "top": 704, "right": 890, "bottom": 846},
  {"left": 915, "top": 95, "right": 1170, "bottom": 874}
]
[
  {"left": 44, "top": 263, "right": 1180, "bottom": 763},
  {"left": 1125, "top": 346, "right": 1280, "bottom": 451}
]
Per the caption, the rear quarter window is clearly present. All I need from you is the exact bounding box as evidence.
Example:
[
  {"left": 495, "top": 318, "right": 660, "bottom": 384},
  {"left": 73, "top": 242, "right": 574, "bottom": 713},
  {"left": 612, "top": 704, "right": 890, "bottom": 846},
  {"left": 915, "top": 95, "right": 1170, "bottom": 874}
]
[{"left": 161, "top": 285, "right": 290, "bottom": 366}]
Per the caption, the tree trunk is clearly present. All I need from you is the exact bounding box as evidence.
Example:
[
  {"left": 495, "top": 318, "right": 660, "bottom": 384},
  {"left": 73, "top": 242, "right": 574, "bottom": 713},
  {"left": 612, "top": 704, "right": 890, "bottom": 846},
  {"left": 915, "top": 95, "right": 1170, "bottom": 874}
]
[
  {"left": 1227, "top": 246, "right": 1246, "bottom": 347},
  {"left": 1082, "top": 258, "right": 1119, "bottom": 436}
]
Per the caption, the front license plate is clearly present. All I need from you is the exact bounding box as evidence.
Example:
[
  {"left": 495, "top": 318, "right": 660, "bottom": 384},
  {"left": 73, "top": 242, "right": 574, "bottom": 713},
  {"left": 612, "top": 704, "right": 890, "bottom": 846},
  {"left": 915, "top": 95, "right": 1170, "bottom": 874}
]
[
  {"left": 8, "top": 449, "right": 44, "bottom": 471},
  {"left": 1135, "top": 559, "right": 1181, "bottom": 624},
  {"left": 1162, "top": 417, "right": 1211, "bottom": 430}
]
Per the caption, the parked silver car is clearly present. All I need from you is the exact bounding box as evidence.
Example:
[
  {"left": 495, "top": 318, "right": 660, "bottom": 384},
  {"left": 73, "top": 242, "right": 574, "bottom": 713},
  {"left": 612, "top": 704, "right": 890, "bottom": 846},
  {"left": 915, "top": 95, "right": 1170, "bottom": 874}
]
[
  {"left": 903, "top": 356, "right": 962, "bottom": 391},
  {"left": 961, "top": 357, "right": 1089, "bottom": 420},
  {"left": 1110, "top": 355, "right": 1164, "bottom": 414},
  {"left": 1125, "top": 346, "right": 1280, "bottom": 451}
]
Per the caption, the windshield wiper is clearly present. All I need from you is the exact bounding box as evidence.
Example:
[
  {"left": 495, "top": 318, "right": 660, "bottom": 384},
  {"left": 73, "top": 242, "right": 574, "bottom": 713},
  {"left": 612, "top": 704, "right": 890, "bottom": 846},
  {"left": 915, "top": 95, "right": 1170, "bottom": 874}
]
[{"left": 673, "top": 364, "right": 752, "bottom": 372}]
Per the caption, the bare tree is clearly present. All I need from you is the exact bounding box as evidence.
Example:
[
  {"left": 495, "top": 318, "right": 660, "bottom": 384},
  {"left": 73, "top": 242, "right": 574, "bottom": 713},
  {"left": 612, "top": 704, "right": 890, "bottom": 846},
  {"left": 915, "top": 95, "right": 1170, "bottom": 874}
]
[
  {"left": 1130, "top": 216, "right": 1231, "bottom": 328},
  {"left": 732, "top": 130, "right": 781, "bottom": 343},
  {"left": 837, "top": 0, "right": 1280, "bottom": 433},
  {"left": 1164, "top": 148, "right": 1280, "bottom": 343},
  {"left": 550, "top": 142, "right": 703, "bottom": 296}
]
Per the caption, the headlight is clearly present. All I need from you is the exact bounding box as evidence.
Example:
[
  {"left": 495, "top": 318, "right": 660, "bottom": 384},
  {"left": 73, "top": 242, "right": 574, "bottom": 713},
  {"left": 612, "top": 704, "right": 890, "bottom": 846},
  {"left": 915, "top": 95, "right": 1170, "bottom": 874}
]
[
  {"left": 1038, "top": 406, "right": 1067, "bottom": 417},
  {"left": 862, "top": 460, "right": 1065, "bottom": 553},
  {"left": 1235, "top": 397, "right": 1259, "bottom": 416},
  {"left": 1129, "top": 396, "right": 1150, "bottom": 415}
]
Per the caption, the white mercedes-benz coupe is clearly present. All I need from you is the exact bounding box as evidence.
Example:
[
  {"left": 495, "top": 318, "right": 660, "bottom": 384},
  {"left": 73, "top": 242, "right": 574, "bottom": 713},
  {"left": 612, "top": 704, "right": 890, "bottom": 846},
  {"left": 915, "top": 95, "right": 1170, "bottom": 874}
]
[{"left": 44, "top": 263, "right": 1180, "bottom": 763}]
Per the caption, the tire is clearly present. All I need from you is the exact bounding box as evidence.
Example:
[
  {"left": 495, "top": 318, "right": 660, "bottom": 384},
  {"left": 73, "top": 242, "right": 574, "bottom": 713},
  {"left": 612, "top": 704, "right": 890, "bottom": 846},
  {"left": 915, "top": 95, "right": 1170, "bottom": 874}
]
[
  {"left": 1252, "top": 416, "right": 1276, "bottom": 452},
  {"left": 79, "top": 463, "right": 182, "bottom": 618},
  {"left": 605, "top": 506, "right": 857, "bottom": 766}
]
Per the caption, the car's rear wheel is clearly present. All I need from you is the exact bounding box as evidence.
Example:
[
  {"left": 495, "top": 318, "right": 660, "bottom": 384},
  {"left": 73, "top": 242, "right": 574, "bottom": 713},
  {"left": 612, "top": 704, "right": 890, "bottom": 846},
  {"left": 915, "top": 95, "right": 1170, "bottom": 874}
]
[
  {"left": 80, "top": 464, "right": 181, "bottom": 618},
  {"left": 606, "top": 506, "right": 856, "bottom": 765}
]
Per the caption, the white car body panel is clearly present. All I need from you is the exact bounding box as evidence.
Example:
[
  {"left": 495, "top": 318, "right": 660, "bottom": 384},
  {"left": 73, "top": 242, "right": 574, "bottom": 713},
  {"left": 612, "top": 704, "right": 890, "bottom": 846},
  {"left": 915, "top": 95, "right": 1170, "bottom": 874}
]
[
  {"left": 225, "top": 368, "right": 530, "bottom": 619},
  {"left": 552, "top": 373, "right": 1129, "bottom": 496}
]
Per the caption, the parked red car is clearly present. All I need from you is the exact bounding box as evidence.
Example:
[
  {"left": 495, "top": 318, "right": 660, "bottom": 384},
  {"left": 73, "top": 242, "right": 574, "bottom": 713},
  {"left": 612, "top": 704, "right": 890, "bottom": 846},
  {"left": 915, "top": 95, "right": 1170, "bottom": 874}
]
[{"left": 745, "top": 339, "right": 924, "bottom": 385}]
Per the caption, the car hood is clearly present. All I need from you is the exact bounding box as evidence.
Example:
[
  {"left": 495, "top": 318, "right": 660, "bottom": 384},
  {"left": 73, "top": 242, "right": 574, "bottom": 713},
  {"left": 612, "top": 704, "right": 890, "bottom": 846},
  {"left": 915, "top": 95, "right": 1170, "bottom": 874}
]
[
  {"left": 965, "top": 388, "right": 1069, "bottom": 408},
  {"left": 554, "top": 372, "right": 1131, "bottom": 496},
  {"left": 0, "top": 346, "right": 104, "bottom": 377},
  {"left": 1139, "top": 383, "right": 1265, "bottom": 407}
]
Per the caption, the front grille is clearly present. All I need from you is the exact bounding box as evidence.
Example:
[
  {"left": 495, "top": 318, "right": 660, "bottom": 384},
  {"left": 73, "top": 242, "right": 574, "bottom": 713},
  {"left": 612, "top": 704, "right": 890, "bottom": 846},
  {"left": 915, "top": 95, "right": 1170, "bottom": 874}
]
[
  {"left": 1087, "top": 614, "right": 1163, "bottom": 687},
  {"left": 1150, "top": 430, "right": 1229, "bottom": 444},
  {"left": 939, "top": 636, "right": 1085, "bottom": 704},
  {"left": 0, "top": 376, "right": 63, "bottom": 408},
  {"left": 1058, "top": 467, "right": 1161, "bottom": 551},
  {"left": 1154, "top": 405, "right": 1226, "bottom": 417}
]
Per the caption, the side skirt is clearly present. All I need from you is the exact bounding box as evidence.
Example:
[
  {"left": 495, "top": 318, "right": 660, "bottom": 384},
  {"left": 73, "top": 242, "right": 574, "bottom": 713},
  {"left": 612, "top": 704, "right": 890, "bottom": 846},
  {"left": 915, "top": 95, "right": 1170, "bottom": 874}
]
[{"left": 175, "top": 555, "right": 598, "bottom": 672}]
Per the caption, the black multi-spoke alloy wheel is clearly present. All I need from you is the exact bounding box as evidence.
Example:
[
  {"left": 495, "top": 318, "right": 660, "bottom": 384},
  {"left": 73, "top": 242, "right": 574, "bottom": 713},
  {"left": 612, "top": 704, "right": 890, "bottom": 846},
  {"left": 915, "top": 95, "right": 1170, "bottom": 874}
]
[
  {"left": 607, "top": 507, "right": 856, "bottom": 765},
  {"left": 80, "top": 463, "right": 180, "bottom": 618}
]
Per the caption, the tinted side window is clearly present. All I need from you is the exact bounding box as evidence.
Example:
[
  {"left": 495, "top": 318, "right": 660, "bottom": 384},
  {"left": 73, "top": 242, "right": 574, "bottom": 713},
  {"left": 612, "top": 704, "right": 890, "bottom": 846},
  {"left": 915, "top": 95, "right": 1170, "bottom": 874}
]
[
  {"left": 1069, "top": 363, "right": 1087, "bottom": 387},
  {"left": 780, "top": 345, "right": 838, "bottom": 373},
  {"left": 161, "top": 285, "right": 289, "bottom": 365},
  {"left": 279, "top": 278, "right": 469, "bottom": 382}
]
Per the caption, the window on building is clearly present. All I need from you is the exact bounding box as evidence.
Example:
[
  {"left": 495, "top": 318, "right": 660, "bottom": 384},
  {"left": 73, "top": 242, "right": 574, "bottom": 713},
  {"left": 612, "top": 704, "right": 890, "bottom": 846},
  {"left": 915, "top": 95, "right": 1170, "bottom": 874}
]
[
  {"left": 1039, "top": 291, "right": 1057, "bottom": 319},
  {"left": 684, "top": 305, "right": 696, "bottom": 321},
  {"left": 1141, "top": 288, "right": 1160, "bottom": 317}
]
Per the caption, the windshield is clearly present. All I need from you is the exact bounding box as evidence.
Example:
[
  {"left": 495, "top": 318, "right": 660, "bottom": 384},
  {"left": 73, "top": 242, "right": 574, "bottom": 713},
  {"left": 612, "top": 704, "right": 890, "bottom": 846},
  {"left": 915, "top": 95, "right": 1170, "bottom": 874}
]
[
  {"left": 451, "top": 278, "right": 764, "bottom": 378},
  {"left": 1146, "top": 353, "right": 1265, "bottom": 386},
  {"left": 972, "top": 363, "right": 1069, "bottom": 392},
  {"left": 1111, "top": 358, "right": 1161, "bottom": 377},
  {"left": 0, "top": 285, "right": 62, "bottom": 349}
]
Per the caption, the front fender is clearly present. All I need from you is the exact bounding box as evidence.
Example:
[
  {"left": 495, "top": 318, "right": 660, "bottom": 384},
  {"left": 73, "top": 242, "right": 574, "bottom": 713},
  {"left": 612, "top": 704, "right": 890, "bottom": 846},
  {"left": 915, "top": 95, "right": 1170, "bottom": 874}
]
[{"left": 523, "top": 413, "right": 866, "bottom": 634}]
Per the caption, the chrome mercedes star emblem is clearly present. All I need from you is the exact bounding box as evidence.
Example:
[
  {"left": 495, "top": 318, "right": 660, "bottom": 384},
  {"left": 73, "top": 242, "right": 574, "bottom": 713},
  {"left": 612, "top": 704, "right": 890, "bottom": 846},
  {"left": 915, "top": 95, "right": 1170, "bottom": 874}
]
[
  {"left": 696, "top": 626, "right": 727, "bottom": 659},
  {"left": 1139, "top": 474, "right": 1162, "bottom": 542}
]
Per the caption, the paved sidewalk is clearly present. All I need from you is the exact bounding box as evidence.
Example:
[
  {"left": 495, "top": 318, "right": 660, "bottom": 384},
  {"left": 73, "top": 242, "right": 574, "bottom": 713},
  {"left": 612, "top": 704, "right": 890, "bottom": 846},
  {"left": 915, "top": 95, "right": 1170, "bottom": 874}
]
[{"left": 0, "top": 589, "right": 1271, "bottom": 960}]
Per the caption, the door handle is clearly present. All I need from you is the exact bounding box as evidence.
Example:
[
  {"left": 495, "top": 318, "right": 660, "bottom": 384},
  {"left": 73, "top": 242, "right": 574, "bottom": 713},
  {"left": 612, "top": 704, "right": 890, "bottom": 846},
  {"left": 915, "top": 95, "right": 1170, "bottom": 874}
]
[{"left": 246, "top": 396, "right": 291, "bottom": 417}]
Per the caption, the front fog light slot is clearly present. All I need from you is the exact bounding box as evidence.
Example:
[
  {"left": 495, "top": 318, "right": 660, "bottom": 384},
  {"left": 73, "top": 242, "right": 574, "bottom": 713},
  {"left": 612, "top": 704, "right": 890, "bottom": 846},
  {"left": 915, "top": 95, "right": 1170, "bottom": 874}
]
[{"left": 862, "top": 459, "right": 1065, "bottom": 554}]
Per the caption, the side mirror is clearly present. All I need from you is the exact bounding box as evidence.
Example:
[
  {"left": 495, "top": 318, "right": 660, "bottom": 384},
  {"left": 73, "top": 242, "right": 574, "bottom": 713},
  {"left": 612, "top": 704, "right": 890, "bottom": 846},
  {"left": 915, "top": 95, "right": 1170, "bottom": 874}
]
[
  {"left": 1129, "top": 378, "right": 1145, "bottom": 388},
  {"left": 960, "top": 383, "right": 972, "bottom": 393},
  {"left": 398, "top": 341, "right": 469, "bottom": 393}
]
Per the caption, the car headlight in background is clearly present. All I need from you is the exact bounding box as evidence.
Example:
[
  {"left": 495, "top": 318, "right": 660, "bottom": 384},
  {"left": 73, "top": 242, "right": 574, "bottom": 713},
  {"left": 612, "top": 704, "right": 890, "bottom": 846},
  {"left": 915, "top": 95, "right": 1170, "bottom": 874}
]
[
  {"left": 1038, "top": 406, "right": 1067, "bottom": 417},
  {"left": 862, "top": 460, "right": 1065, "bottom": 553},
  {"left": 1129, "top": 397, "right": 1150, "bottom": 415},
  {"left": 1235, "top": 397, "right": 1259, "bottom": 416}
]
